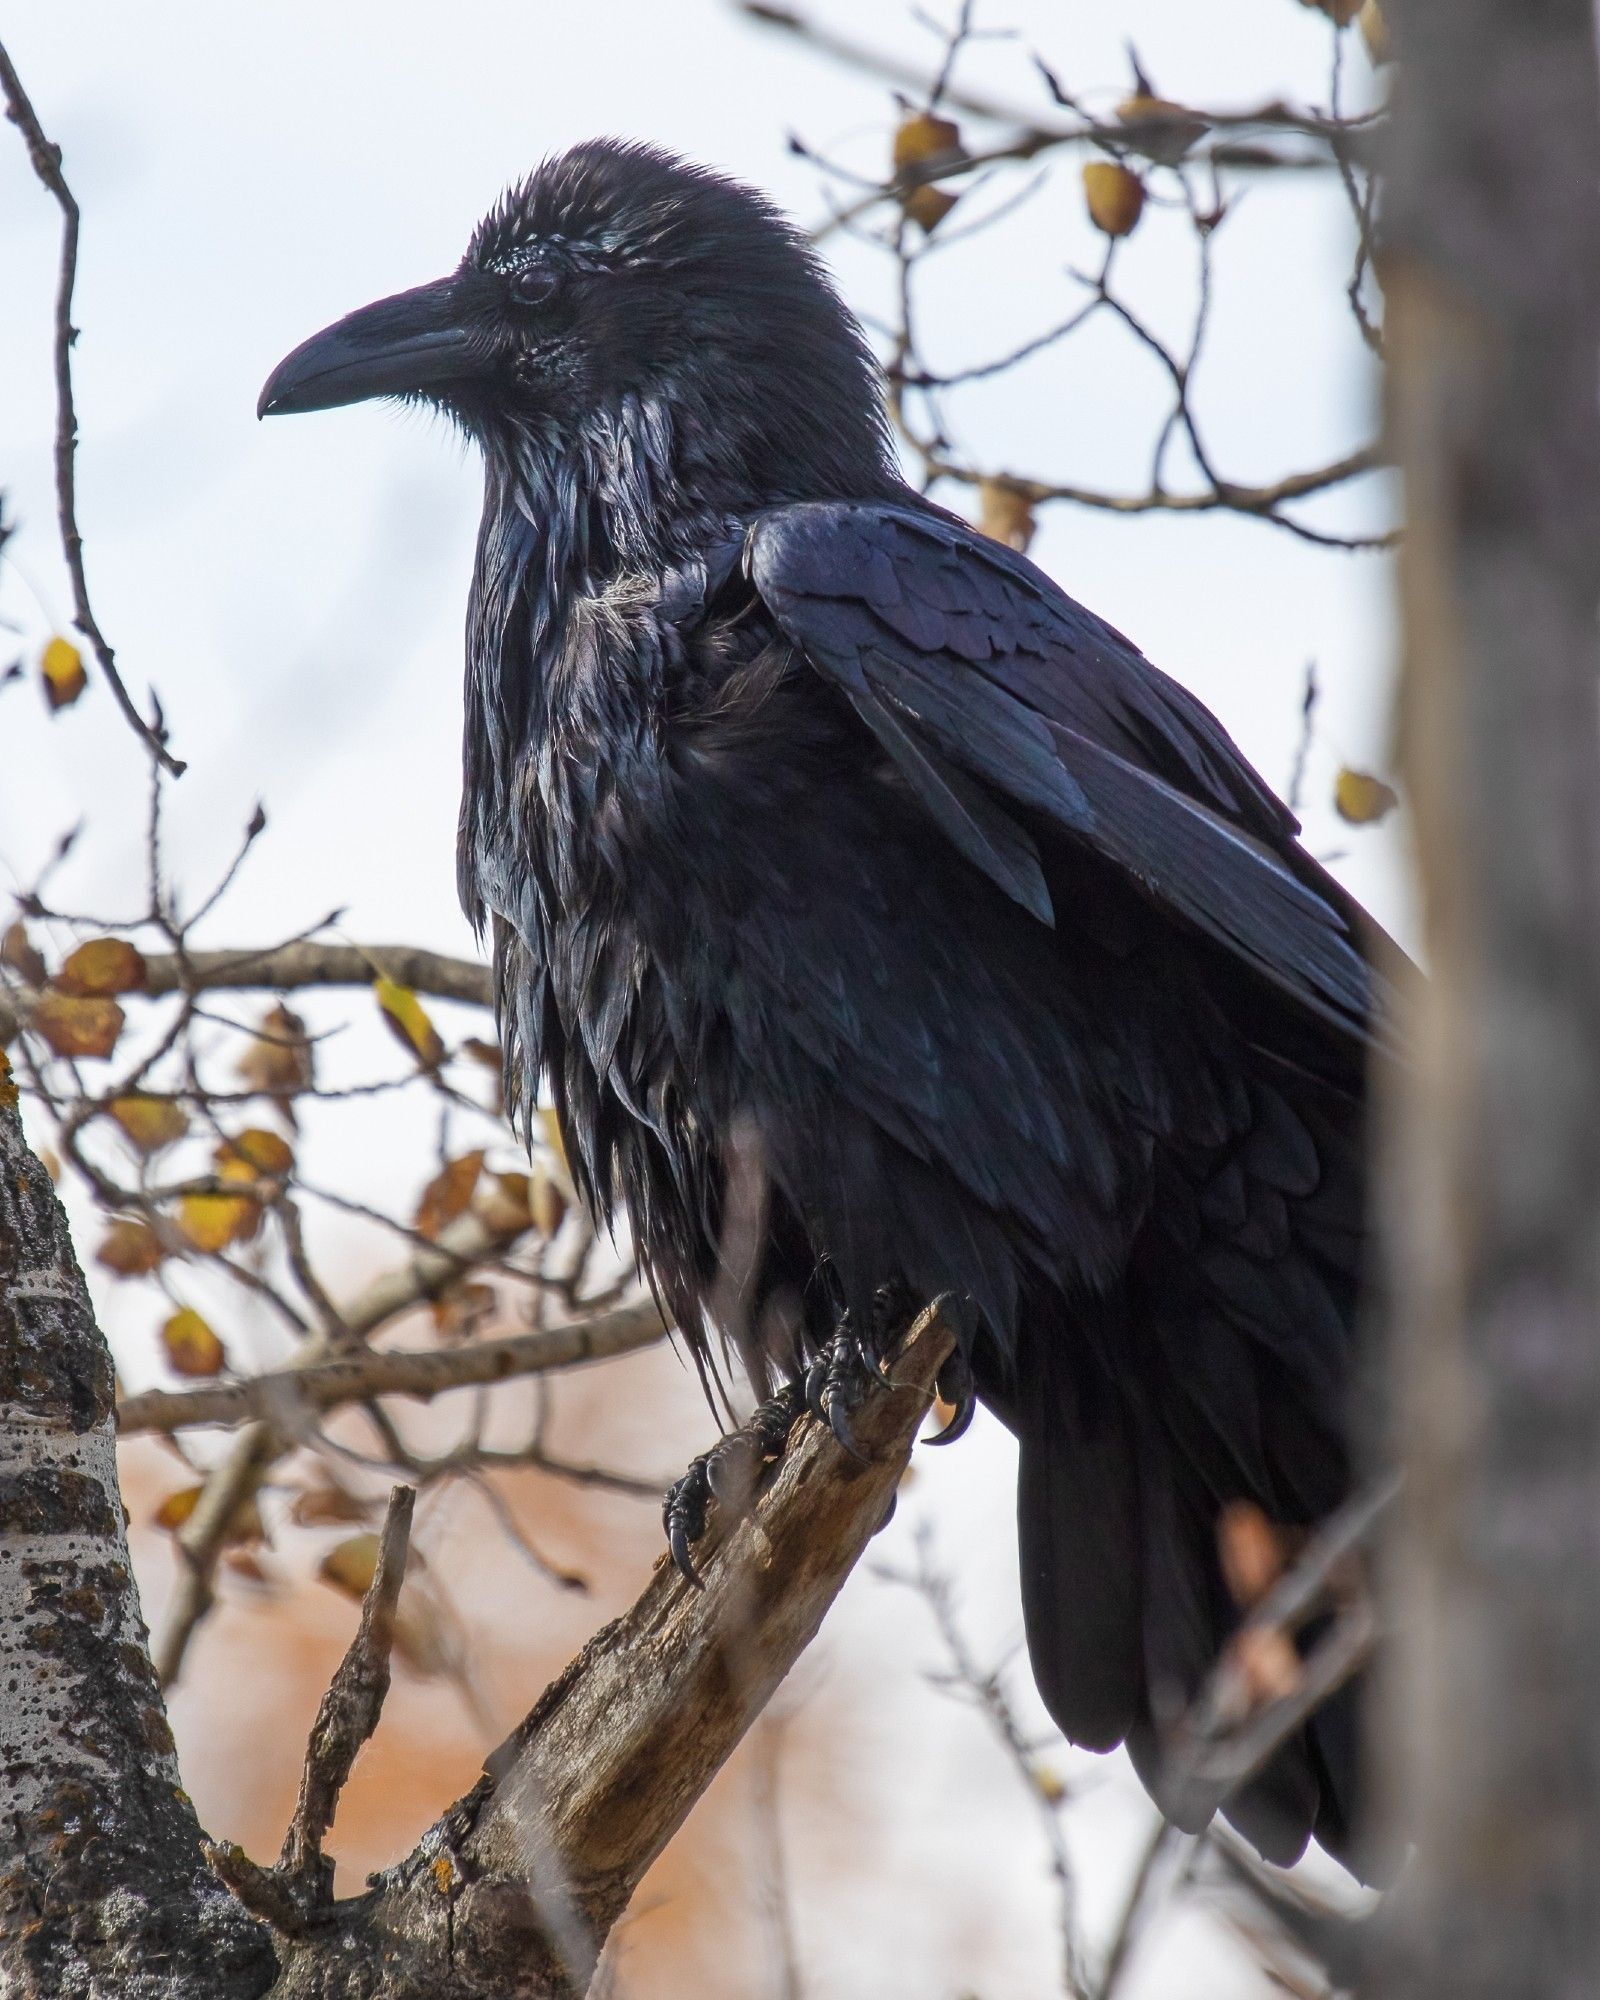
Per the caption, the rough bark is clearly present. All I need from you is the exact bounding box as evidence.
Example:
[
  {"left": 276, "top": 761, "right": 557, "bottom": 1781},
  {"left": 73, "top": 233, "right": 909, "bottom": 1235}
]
[
  {"left": 0, "top": 1053, "right": 274, "bottom": 1998},
  {"left": 1380, "top": 2, "right": 1600, "bottom": 1987}
]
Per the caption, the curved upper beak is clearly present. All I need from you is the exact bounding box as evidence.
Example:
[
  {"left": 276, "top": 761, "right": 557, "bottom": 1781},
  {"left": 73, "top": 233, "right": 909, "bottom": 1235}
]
[{"left": 258, "top": 275, "right": 483, "bottom": 418}]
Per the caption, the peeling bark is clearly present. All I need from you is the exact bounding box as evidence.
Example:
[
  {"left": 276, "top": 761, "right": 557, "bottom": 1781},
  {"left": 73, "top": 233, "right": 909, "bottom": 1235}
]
[{"left": 0, "top": 1056, "right": 275, "bottom": 1997}]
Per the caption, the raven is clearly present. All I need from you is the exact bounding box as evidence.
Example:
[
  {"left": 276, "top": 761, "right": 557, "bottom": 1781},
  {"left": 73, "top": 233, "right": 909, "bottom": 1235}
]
[{"left": 261, "top": 141, "right": 1397, "bottom": 1873}]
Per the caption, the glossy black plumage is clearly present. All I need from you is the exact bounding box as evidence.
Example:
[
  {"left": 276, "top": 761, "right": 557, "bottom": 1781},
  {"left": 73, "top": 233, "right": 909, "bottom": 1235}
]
[{"left": 260, "top": 140, "right": 1398, "bottom": 1874}]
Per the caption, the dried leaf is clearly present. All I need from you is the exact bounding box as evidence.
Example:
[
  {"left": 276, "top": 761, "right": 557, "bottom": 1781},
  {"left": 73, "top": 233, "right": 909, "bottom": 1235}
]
[
  {"left": 155, "top": 1485, "right": 263, "bottom": 1543},
  {"left": 96, "top": 1216, "right": 166, "bottom": 1277},
  {"left": 236, "top": 1003, "right": 315, "bottom": 1104},
  {"left": 540, "top": 1106, "right": 571, "bottom": 1184},
  {"left": 375, "top": 976, "right": 444, "bottom": 1069},
  {"left": 319, "top": 1531, "right": 381, "bottom": 1599},
  {"left": 1, "top": 921, "right": 47, "bottom": 987},
  {"left": 1031, "top": 1763, "right": 1067, "bottom": 1805},
  {"left": 978, "top": 478, "right": 1036, "bottom": 553},
  {"left": 891, "top": 110, "right": 962, "bottom": 174},
  {"left": 431, "top": 1279, "right": 497, "bottom": 1341},
  {"left": 32, "top": 992, "right": 124, "bottom": 1059},
  {"left": 1114, "top": 93, "right": 1207, "bottom": 165},
  {"left": 177, "top": 1185, "right": 261, "bottom": 1254},
  {"left": 39, "top": 636, "right": 86, "bottom": 711},
  {"left": 1304, "top": 0, "right": 1363, "bottom": 24},
  {"left": 1359, "top": 0, "right": 1390, "bottom": 61},
  {"left": 218, "top": 1127, "right": 294, "bottom": 1178},
  {"left": 160, "top": 1306, "right": 227, "bottom": 1378},
  {"left": 414, "top": 1149, "right": 485, "bottom": 1238},
  {"left": 54, "top": 938, "right": 148, "bottom": 997},
  {"left": 476, "top": 1168, "right": 531, "bottom": 1236},
  {"left": 1333, "top": 766, "right": 1399, "bottom": 826},
  {"left": 903, "top": 184, "right": 959, "bottom": 233},
  {"left": 462, "top": 1037, "right": 502, "bottom": 1070},
  {"left": 531, "top": 1172, "right": 568, "bottom": 1240},
  {"left": 1082, "top": 161, "right": 1145, "bottom": 238},
  {"left": 110, "top": 1095, "right": 189, "bottom": 1154}
]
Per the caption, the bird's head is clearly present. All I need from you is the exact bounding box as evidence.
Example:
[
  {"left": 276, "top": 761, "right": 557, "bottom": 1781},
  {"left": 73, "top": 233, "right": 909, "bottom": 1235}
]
[{"left": 259, "top": 141, "right": 894, "bottom": 507}]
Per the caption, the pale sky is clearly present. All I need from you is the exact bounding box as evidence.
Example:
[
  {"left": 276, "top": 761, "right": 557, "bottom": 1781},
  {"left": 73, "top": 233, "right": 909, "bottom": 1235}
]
[{"left": 1, "top": 5, "right": 1393, "bottom": 1993}]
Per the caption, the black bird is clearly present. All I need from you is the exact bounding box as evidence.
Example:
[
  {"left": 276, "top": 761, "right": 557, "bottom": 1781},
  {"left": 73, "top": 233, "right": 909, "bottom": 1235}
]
[{"left": 261, "top": 141, "right": 1398, "bottom": 1874}]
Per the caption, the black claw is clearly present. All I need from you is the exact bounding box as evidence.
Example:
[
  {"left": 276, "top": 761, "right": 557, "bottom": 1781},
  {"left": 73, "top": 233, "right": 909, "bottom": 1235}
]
[
  {"left": 824, "top": 1389, "right": 869, "bottom": 1462},
  {"left": 927, "top": 1351, "right": 977, "bottom": 1446},
  {"left": 668, "top": 1519, "right": 706, "bottom": 1590}
]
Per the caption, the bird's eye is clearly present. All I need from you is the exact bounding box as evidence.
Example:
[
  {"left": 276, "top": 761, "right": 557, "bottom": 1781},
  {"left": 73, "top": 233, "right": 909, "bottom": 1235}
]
[{"left": 509, "top": 263, "right": 559, "bottom": 307}]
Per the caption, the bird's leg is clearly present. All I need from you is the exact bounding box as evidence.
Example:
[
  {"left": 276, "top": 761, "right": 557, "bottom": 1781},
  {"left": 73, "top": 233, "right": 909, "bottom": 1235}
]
[{"left": 663, "top": 1380, "right": 805, "bottom": 1588}]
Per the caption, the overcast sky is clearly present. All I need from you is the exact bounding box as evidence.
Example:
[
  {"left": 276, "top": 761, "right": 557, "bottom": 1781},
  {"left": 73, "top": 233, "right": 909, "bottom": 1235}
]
[{"left": 1, "top": 6, "right": 1392, "bottom": 1992}]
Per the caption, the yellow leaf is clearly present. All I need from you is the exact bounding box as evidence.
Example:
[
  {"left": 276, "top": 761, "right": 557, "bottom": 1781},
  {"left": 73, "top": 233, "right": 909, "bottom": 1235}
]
[
  {"left": 236, "top": 1003, "right": 315, "bottom": 1103},
  {"left": 39, "top": 636, "right": 86, "bottom": 711},
  {"left": 161, "top": 1306, "right": 227, "bottom": 1378},
  {"left": 978, "top": 478, "right": 1036, "bottom": 553},
  {"left": 320, "top": 1531, "right": 381, "bottom": 1599},
  {"left": 1082, "top": 161, "right": 1145, "bottom": 238},
  {"left": 430, "top": 1278, "right": 497, "bottom": 1341},
  {"left": 375, "top": 977, "right": 444, "bottom": 1068},
  {"left": 1333, "top": 766, "right": 1399, "bottom": 826},
  {"left": 413, "top": 1149, "right": 485, "bottom": 1239},
  {"left": 177, "top": 1187, "right": 261, "bottom": 1254},
  {"left": 1114, "top": 93, "right": 1207, "bottom": 166},
  {"left": 289, "top": 1483, "right": 376, "bottom": 1528},
  {"left": 218, "top": 1127, "right": 294, "bottom": 1178},
  {"left": 531, "top": 1172, "right": 568, "bottom": 1240},
  {"left": 110, "top": 1095, "right": 189, "bottom": 1153},
  {"left": 1031, "top": 1764, "right": 1067, "bottom": 1805},
  {"left": 891, "top": 110, "right": 962, "bottom": 174},
  {"left": 476, "top": 1168, "right": 532, "bottom": 1236},
  {"left": 54, "top": 938, "right": 148, "bottom": 997},
  {"left": 96, "top": 1216, "right": 166, "bottom": 1277},
  {"left": 1359, "top": 0, "right": 1390, "bottom": 60},
  {"left": 154, "top": 1485, "right": 262, "bottom": 1542},
  {"left": 540, "top": 1107, "right": 571, "bottom": 1184},
  {"left": 32, "top": 992, "right": 124, "bottom": 1060}
]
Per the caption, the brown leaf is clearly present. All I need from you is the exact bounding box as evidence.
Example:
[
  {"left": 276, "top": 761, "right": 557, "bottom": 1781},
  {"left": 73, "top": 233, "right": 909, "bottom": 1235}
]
[
  {"left": 1, "top": 921, "right": 47, "bottom": 987},
  {"left": 1359, "top": 0, "right": 1390, "bottom": 61},
  {"left": 110, "top": 1095, "right": 189, "bottom": 1154},
  {"left": 1305, "top": 0, "right": 1363, "bottom": 24},
  {"left": 430, "top": 1279, "right": 498, "bottom": 1342},
  {"left": 235, "top": 1003, "right": 315, "bottom": 1105},
  {"left": 414, "top": 1149, "right": 485, "bottom": 1238},
  {"left": 218, "top": 1127, "right": 294, "bottom": 1178},
  {"left": 1114, "top": 93, "right": 1207, "bottom": 166},
  {"left": 375, "top": 976, "right": 444, "bottom": 1068},
  {"left": 978, "top": 479, "right": 1036, "bottom": 553},
  {"left": 1333, "top": 766, "right": 1399, "bottom": 826},
  {"left": 160, "top": 1306, "right": 227, "bottom": 1378},
  {"left": 32, "top": 992, "right": 124, "bottom": 1059},
  {"left": 531, "top": 1172, "right": 568, "bottom": 1240},
  {"left": 96, "top": 1216, "right": 166, "bottom": 1277},
  {"left": 903, "top": 184, "right": 959, "bottom": 233},
  {"left": 1082, "top": 161, "right": 1145, "bottom": 238},
  {"left": 39, "top": 636, "right": 86, "bottom": 711},
  {"left": 462, "top": 1037, "right": 502, "bottom": 1070},
  {"left": 54, "top": 938, "right": 148, "bottom": 997}
]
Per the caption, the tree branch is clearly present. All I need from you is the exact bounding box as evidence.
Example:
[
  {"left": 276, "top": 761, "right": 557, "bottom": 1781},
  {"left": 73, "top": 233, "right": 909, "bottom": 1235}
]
[
  {"left": 0, "top": 41, "right": 185, "bottom": 775},
  {"left": 265, "top": 1302, "right": 955, "bottom": 1999},
  {"left": 119, "top": 1296, "right": 666, "bottom": 1436}
]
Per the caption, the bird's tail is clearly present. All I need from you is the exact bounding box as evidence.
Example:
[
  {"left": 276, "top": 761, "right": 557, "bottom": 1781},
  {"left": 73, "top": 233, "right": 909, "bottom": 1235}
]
[{"left": 1008, "top": 1317, "right": 1366, "bottom": 1878}]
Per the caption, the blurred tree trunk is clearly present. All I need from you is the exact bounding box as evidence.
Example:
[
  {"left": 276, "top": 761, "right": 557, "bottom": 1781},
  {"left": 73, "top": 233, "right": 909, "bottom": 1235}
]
[{"left": 1381, "top": 1, "right": 1600, "bottom": 1988}]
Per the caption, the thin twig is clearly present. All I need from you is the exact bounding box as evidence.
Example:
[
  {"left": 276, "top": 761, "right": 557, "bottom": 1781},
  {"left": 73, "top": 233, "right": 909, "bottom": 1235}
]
[{"left": 0, "top": 41, "right": 185, "bottom": 775}]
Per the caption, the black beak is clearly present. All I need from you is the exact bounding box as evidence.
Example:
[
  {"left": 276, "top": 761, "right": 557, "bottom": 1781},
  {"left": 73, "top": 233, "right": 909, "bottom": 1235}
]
[{"left": 258, "top": 275, "right": 483, "bottom": 418}]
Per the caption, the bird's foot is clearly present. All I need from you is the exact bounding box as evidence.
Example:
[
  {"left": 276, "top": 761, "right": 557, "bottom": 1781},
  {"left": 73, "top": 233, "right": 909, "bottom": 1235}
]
[
  {"left": 802, "top": 1317, "right": 887, "bottom": 1462},
  {"left": 663, "top": 1381, "right": 804, "bottom": 1589},
  {"left": 927, "top": 1344, "right": 978, "bottom": 1446}
]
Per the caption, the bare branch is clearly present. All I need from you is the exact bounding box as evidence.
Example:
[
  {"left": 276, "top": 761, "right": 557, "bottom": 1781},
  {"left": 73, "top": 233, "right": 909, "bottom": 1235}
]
[
  {"left": 281, "top": 1483, "right": 415, "bottom": 1897},
  {"left": 120, "top": 1295, "right": 666, "bottom": 1436},
  {"left": 0, "top": 41, "right": 185, "bottom": 775}
]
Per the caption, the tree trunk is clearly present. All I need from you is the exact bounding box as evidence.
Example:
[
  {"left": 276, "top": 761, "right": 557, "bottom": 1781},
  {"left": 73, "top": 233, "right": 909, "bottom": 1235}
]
[
  {"left": 0, "top": 1055, "right": 275, "bottom": 1997},
  {"left": 1381, "top": 2, "right": 1600, "bottom": 1987}
]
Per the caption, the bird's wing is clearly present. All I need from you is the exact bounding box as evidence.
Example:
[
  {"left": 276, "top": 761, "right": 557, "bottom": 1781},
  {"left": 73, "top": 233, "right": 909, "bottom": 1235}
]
[{"left": 747, "top": 498, "right": 1394, "bottom": 1048}]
